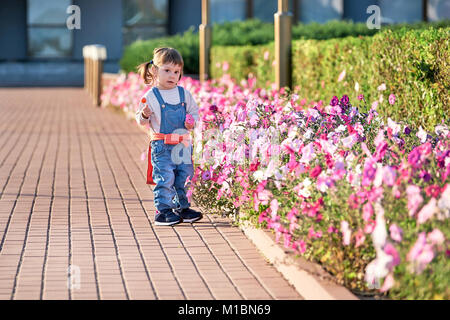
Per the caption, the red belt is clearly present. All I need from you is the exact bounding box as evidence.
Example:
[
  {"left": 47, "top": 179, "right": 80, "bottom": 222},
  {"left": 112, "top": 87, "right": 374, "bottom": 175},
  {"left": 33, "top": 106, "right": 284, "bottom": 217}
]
[{"left": 147, "top": 133, "right": 192, "bottom": 185}]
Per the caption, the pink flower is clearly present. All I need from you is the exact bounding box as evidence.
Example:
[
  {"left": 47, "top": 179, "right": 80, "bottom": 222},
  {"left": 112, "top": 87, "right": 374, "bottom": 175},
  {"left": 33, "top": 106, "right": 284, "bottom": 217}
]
[
  {"left": 388, "top": 94, "right": 396, "bottom": 105},
  {"left": 389, "top": 224, "right": 403, "bottom": 242},
  {"left": 355, "top": 229, "right": 366, "bottom": 248},
  {"left": 377, "top": 83, "right": 386, "bottom": 91},
  {"left": 222, "top": 61, "right": 229, "bottom": 72},
  {"left": 417, "top": 198, "right": 438, "bottom": 224},
  {"left": 364, "top": 220, "right": 376, "bottom": 234},
  {"left": 270, "top": 199, "right": 279, "bottom": 220},
  {"left": 382, "top": 166, "right": 396, "bottom": 187},
  {"left": 338, "top": 69, "right": 346, "bottom": 82},
  {"left": 310, "top": 165, "right": 322, "bottom": 178},
  {"left": 406, "top": 185, "right": 423, "bottom": 217},
  {"left": 380, "top": 273, "right": 395, "bottom": 292},
  {"left": 363, "top": 202, "right": 374, "bottom": 222},
  {"left": 340, "top": 220, "right": 351, "bottom": 246},
  {"left": 384, "top": 243, "right": 400, "bottom": 267},
  {"left": 427, "top": 229, "right": 445, "bottom": 246},
  {"left": 263, "top": 51, "right": 270, "bottom": 61},
  {"left": 407, "top": 232, "right": 426, "bottom": 262}
]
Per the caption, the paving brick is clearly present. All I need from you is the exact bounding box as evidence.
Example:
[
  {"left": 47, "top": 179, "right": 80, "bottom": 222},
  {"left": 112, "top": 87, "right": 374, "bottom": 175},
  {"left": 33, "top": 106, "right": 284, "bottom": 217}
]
[{"left": 0, "top": 88, "right": 302, "bottom": 300}]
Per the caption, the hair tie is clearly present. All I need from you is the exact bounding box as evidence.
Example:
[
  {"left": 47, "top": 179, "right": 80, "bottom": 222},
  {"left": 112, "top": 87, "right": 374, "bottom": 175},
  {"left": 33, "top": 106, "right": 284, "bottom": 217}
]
[{"left": 149, "top": 60, "right": 153, "bottom": 65}]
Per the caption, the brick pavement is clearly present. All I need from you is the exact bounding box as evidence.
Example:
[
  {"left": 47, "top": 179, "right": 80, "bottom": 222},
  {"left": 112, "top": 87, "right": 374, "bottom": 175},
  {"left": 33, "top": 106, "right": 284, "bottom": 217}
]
[{"left": 0, "top": 88, "right": 302, "bottom": 300}]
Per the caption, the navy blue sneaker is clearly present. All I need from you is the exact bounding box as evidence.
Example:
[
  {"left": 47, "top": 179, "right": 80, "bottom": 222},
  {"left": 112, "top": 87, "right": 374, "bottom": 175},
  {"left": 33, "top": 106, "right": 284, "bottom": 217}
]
[
  {"left": 174, "top": 207, "right": 203, "bottom": 223},
  {"left": 155, "top": 209, "right": 183, "bottom": 226}
]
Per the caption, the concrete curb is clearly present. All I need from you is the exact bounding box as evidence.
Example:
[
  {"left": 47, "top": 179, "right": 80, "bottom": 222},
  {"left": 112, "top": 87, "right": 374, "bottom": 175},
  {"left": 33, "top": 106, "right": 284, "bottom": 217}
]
[{"left": 237, "top": 218, "right": 359, "bottom": 300}]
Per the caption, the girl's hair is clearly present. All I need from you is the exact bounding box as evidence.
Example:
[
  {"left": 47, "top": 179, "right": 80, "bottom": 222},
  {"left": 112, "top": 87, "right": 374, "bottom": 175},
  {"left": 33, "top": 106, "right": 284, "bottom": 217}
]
[{"left": 136, "top": 47, "right": 184, "bottom": 86}]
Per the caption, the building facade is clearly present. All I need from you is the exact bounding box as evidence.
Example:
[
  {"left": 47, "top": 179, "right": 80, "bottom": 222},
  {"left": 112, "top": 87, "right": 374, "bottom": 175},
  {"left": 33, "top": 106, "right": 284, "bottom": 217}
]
[{"left": 0, "top": 0, "right": 448, "bottom": 86}]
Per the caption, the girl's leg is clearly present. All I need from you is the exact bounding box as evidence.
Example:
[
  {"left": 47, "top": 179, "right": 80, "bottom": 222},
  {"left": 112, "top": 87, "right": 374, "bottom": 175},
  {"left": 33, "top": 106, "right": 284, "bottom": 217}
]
[
  {"left": 173, "top": 144, "right": 194, "bottom": 210},
  {"left": 151, "top": 142, "right": 177, "bottom": 212},
  {"left": 173, "top": 162, "right": 194, "bottom": 210}
]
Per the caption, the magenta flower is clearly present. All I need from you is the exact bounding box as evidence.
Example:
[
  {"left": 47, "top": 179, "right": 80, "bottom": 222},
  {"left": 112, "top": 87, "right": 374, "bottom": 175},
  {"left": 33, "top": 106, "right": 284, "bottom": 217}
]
[
  {"left": 310, "top": 165, "right": 322, "bottom": 178},
  {"left": 209, "top": 104, "right": 218, "bottom": 112},
  {"left": 388, "top": 94, "right": 396, "bottom": 105},
  {"left": 358, "top": 94, "right": 364, "bottom": 101},
  {"left": 362, "top": 159, "right": 377, "bottom": 186},
  {"left": 340, "top": 95, "right": 349, "bottom": 106},
  {"left": 330, "top": 96, "right": 339, "bottom": 106},
  {"left": 407, "top": 148, "right": 421, "bottom": 168},
  {"left": 202, "top": 170, "right": 211, "bottom": 181}
]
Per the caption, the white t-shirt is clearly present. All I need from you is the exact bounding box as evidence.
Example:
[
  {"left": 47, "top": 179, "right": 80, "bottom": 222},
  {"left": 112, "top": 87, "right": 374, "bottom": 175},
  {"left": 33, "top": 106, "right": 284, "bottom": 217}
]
[{"left": 135, "top": 86, "right": 199, "bottom": 134}]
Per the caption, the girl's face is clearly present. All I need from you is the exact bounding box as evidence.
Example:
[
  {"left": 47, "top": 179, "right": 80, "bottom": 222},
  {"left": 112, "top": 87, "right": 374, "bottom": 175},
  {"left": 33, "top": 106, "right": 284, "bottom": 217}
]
[{"left": 154, "top": 62, "right": 182, "bottom": 90}]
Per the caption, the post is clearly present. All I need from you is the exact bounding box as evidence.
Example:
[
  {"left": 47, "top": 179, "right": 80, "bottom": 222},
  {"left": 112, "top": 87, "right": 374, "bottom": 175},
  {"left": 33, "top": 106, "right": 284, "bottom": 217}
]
[
  {"left": 199, "top": 0, "right": 211, "bottom": 83},
  {"left": 83, "top": 44, "right": 107, "bottom": 106},
  {"left": 274, "top": 0, "right": 292, "bottom": 90}
]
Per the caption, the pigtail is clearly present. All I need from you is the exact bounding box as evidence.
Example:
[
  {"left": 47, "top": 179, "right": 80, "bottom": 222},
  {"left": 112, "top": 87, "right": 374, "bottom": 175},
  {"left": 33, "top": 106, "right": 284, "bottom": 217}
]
[{"left": 136, "top": 61, "right": 156, "bottom": 85}]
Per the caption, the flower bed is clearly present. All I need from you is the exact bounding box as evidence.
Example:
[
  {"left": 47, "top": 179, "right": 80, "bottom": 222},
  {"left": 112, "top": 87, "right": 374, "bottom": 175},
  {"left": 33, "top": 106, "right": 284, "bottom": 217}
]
[{"left": 101, "top": 72, "right": 449, "bottom": 300}]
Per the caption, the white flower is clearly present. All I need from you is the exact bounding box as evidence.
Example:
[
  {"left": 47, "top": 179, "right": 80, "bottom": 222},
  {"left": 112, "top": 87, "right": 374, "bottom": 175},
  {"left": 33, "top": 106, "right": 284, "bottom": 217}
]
[
  {"left": 253, "top": 170, "right": 264, "bottom": 182},
  {"left": 372, "top": 202, "right": 387, "bottom": 249},
  {"left": 435, "top": 125, "right": 449, "bottom": 136},
  {"left": 355, "top": 81, "right": 360, "bottom": 92},
  {"left": 342, "top": 134, "right": 357, "bottom": 149},
  {"left": 387, "top": 118, "right": 401, "bottom": 136},
  {"left": 304, "top": 129, "right": 314, "bottom": 139},
  {"left": 416, "top": 126, "right": 427, "bottom": 143},
  {"left": 373, "top": 163, "right": 384, "bottom": 188}
]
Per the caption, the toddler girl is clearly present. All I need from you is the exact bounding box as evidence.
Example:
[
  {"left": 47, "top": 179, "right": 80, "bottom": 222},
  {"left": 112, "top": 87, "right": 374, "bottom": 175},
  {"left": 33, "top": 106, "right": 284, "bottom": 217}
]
[{"left": 135, "top": 47, "right": 201, "bottom": 226}]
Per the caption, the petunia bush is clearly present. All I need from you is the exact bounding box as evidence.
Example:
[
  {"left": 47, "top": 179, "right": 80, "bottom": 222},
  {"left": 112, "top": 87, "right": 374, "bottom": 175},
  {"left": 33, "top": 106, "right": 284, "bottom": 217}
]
[{"left": 101, "top": 72, "right": 449, "bottom": 299}]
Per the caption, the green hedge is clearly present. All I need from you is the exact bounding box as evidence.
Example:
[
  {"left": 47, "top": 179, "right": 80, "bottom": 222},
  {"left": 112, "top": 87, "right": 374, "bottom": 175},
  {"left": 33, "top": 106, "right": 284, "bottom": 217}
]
[
  {"left": 120, "top": 19, "right": 450, "bottom": 75},
  {"left": 211, "top": 27, "right": 450, "bottom": 130},
  {"left": 120, "top": 27, "right": 199, "bottom": 75}
]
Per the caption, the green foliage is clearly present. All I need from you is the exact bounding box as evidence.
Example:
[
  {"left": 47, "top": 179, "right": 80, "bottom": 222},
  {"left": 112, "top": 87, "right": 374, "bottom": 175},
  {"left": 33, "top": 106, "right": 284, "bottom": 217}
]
[
  {"left": 120, "top": 19, "right": 449, "bottom": 76},
  {"left": 292, "top": 27, "right": 449, "bottom": 130},
  {"left": 119, "top": 26, "right": 199, "bottom": 75},
  {"left": 211, "top": 26, "right": 449, "bottom": 130}
]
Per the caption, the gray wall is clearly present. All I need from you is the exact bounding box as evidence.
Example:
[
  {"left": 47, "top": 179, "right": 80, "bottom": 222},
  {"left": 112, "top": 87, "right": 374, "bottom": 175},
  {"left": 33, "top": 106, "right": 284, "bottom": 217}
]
[
  {"left": 73, "top": 0, "right": 122, "bottom": 63},
  {"left": 169, "top": 0, "right": 201, "bottom": 35},
  {"left": 0, "top": 0, "right": 27, "bottom": 60}
]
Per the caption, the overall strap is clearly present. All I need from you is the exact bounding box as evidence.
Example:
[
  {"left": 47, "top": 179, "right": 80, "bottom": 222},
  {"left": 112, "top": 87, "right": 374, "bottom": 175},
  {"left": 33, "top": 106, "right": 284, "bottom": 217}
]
[
  {"left": 152, "top": 87, "right": 165, "bottom": 106},
  {"left": 177, "top": 86, "right": 185, "bottom": 106}
]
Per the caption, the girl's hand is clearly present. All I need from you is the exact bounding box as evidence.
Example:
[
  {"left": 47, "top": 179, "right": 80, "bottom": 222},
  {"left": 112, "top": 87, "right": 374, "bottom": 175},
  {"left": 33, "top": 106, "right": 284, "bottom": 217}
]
[
  {"left": 185, "top": 114, "right": 195, "bottom": 130},
  {"left": 141, "top": 98, "right": 152, "bottom": 118}
]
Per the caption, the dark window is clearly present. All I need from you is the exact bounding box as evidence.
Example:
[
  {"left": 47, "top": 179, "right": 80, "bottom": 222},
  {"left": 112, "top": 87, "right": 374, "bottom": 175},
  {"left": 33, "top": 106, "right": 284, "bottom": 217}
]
[
  {"left": 27, "top": 0, "right": 73, "bottom": 58},
  {"left": 122, "top": 0, "right": 168, "bottom": 46}
]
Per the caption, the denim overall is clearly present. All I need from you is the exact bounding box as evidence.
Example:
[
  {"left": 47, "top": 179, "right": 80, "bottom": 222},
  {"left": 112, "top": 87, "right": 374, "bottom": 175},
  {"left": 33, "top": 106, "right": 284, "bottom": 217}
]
[{"left": 150, "top": 86, "right": 194, "bottom": 213}]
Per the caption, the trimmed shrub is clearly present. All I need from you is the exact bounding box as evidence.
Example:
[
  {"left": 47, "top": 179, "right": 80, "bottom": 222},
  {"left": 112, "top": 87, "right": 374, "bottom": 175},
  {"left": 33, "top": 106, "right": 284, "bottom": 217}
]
[{"left": 211, "top": 27, "right": 450, "bottom": 130}]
